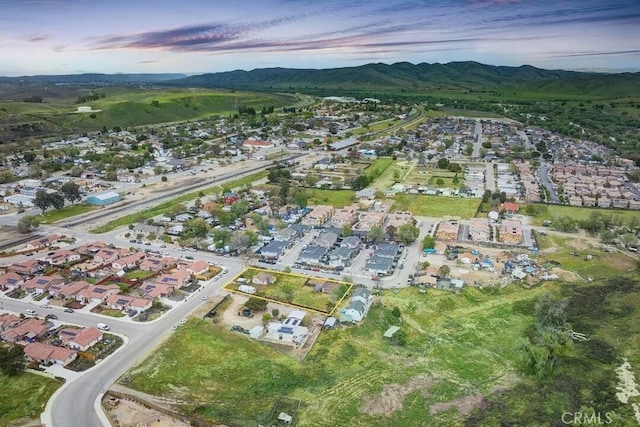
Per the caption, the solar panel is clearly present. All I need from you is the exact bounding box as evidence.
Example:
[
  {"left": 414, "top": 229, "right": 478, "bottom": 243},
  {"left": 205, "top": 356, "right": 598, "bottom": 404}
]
[
  {"left": 278, "top": 326, "right": 294, "bottom": 334},
  {"left": 116, "top": 299, "right": 128, "bottom": 305}
]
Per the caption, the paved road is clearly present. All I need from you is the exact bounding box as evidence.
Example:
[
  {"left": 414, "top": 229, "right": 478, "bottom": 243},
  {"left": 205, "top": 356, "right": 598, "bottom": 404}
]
[
  {"left": 537, "top": 161, "right": 559, "bottom": 203},
  {"left": 485, "top": 162, "right": 496, "bottom": 193},
  {"left": 472, "top": 120, "right": 482, "bottom": 159}
]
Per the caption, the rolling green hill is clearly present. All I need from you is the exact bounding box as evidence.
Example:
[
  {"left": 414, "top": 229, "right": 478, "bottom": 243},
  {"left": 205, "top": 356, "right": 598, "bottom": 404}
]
[{"left": 170, "top": 61, "right": 640, "bottom": 99}]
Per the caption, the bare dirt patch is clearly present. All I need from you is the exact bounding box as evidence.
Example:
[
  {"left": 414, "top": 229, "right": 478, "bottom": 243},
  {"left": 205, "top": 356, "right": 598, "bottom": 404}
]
[
  {"left": 360, "top": 374, "right": 436, "bottom": 416},
  {"left": 429, "top": 394, "right": 484, "bottom": 416},
  {"left": 550, "top": 267, "right": 582, "bottom": 282},
  {"left": 104, "top": 398, "right": 190, "bottom": 427},
  {"left": 566, "top": 239, "right": 591, "bottom": 250}
]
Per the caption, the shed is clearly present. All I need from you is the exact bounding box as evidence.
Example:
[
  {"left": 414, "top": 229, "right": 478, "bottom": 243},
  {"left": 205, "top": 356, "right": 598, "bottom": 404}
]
[
  {"left": 249, "top": 325, "right": 264, "bottom": 339},
  {"left": 323, "top": 317, "right": 337, "bottom": 329},
  {"left": 86, "top": 191, "right": 121, "bottom": 206},
  {"left": 238, "top": 285, "right": 256, "bottom": 294},
  {"left": 383, "top": 326, "right": 400, "bottom": 338},
  {"left": 278, "top": 412, "right": 293, "bottom": 425}
]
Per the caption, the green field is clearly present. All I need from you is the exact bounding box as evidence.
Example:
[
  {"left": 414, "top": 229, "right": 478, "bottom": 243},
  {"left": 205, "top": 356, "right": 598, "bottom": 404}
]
[
  {"left": 123, "top": 271, "right": 640, "bottom": 426},
  {"left": 0, "top": 372, "right": 61, "bottom": 426},
  {"left": 306, "top": 189, "right": 356, "bottom": 208},
  {"left": 530, "top": 204, "right": 640, "bottom": 227},
  {"left": 225, "top": 269, "right": 350, "bottom": 313},
  {"left": 39, "top": 203, "right": 97, "bottom": 224},
  {"left": 368, "top": 160, "right": 412, "bottom": 192},
  {"left": 391, "top": 194, "right": 481, "bottom": 218}
]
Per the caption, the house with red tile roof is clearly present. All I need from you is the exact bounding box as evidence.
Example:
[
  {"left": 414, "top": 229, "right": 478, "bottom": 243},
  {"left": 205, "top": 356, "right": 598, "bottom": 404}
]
[
  {"left": 24, "top": 234, "right": 61, "bottom": 251},
  {"left": 149, "top": 270, "right": 191, "bottom": 289},
  {"left": 140, "top": 282, "right": 175, "bottom": 298},
  {"left": 0, "top": 313, "right": 22, "bottom": 332},
  {"left": 177, "top": 260, "right": 209, "bottom": 277},
  {"left": 55, "top": 280, "right": 91, "bottom": 299},
  {"left": 24, "top": 342, "right": 77, "bottom": 366},
  {"left": 139, "top": 256, "right": 173, "bottom": 272},
  {"left": 75, "top": 241, "right": 107, "bottom": 256},
  {"left": 7, "top": 259, "right": 42, "bottom": 276},
  {"left": 112, "top": 251, "right": 146, "bottom": 271},
  {"left": 500, "top": 202, "right": 520, "bottom": 214},
  {"left": 93, "top": 248, "right": 128, "bottom": 264},
  {"left": 46, "top": 249, "right": 81, "bottom": 266},
  {"left": 76, "top": 284, "right": 120, "bottom": 304},
  {"left": 0, "top": 272, "right": 25, "bottom": 291},
  {"left": 1, "top": 318, "right": 49, "bottom": 343},
  {"left": 106, "top": 294, "right": 152, "bottom": 312},
  {"left": 58, "top": 327, "right": 103, "bottom": 351},
  {"left": 22, "top": 274, "right": 64, "bottom": 296}
]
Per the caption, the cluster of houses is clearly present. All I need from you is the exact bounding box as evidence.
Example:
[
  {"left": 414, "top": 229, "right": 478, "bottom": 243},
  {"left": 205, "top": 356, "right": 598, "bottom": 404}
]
[
  {"left": 1, "top": 239, "right": 214, "bottom": 317},
  {"left": 437, "top": 211, "right": 525, "bottom": 246},
  {"left": 551, "top": 161, "right": 640, "bottom": 209},
  {"left": 0, "top": 312, "right": 105, "bottom": 367}
]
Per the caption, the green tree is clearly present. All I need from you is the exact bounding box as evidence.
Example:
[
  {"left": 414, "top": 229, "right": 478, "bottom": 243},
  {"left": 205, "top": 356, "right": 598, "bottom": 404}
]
[
  {"left": 60, "top": 182, "right": 81, "bottom": 204},
  {"left": 397, "top": 223, "right": 420, "bottom": 244},
  {"left": 341, "top": 223, "right": 352, "bottom": 237},
  {"left": 438, "top": 265, "right": 450, "bottom": 278},
  {"left": 185, "top": 218, "right": 210, "bottom": 238},
  {"left": 18, "top": 215, "right": 40, "bottom": 233},
  {"left": 0, "top": 345, "right": 25, "bottom": 376},
  {"left": 367, "top": 225, "right": 384, "bottom": 242},
  {"left": 104, "top": 170, "right": 117, "bottom": 181},
  {"left": 34, "top": 189, "right": 51, "bottom": 214},
  {"left": 50, "top": 192, "right": 65, "bottom": 210},
  {"left": 245, "top": 297, "right": 268, "bottom": 311},
  {"left": 422, "top": 235, "right": 436, "bottom": 249},
  {"left": 436, "top": 158, "right": 449, "bottom": 169}
]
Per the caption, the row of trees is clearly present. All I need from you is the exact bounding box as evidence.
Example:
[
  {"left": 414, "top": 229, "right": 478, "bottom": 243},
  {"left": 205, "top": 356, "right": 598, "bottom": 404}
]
[{"left": 33, "top": 182, "right": 81, "bottom": 214}]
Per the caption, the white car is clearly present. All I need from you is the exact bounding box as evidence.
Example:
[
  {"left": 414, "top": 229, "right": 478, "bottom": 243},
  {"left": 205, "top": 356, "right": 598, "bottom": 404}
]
[
  {"left": 179, "top": 319, "right": 187, "bottom": 325},
  {"left": 202, "top": 295, "right": 209, "bottom": 300}
]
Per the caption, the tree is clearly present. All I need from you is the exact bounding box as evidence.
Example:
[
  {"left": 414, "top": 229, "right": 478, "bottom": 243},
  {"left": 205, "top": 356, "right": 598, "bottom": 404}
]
[
  {"left": 435, "top": 178, "right": 445, "bottom": 187},
  {"left": 18, "top": 215, "right": 40, "bottom": 233},
  {"left": 341, "top": 223, "right": 352, "bottom": 237},
  {"left": 367, "top": 225, "right": 384, "bottom": 242},
  {"left": 60, "top": 182, "right": 81, "bottom": 204},
  {"left": 34, "top": 189, "right": 51, "bottom": 214},
  {"left": 397, "top": 223, "right": 419, "bottom": 244},
  {"left": 245, "top": 297, "right": 268, "bottom": 311},
  {"left": 49, "top": 192, "right": 65, "bottom": 210},
  {"left": 436, "top": 158, "right": 449, "bottom": 169},
  {"left": 104, "top": 170, "right": 117, "bottom": 181},
  {"left": 293, "top": 190, "right": 308, "bottom": 208},
  {"left": 0, "top": 345, "right": 24, "bottom": 376},
  {"left": 438, "top": 265, "right": 450, "bottom": 278},
  {"left": 423, "top": 235, "right": 436, "bottom": 249}
]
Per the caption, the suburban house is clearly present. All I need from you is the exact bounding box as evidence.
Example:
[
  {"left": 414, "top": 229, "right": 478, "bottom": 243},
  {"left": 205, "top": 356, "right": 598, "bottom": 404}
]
[
  {"left": 7, "top": 259, "right": 42, "bottom": 276},
  {"left": 152, "top": 270, "right": 191, "bottom": 289},
  {"left": 93, "top": 248, "right": 127, "bottom": 265},
  {"left": 140, "top": 282, "right": 175, "bottom": 298},
  {"left": 23, "top": 274, "right": 65, "bottom": 296},
  {"left": 176, "top": 260, "right": 209, "bottom": 277},
  {"left": 76, "top": 284, "right": 120, "bottom": 304},
  {"left": 75, "top": 241, "right": 107, "bottom": 256},
  {"left": 354, "top": 211, "right": 386, "bottom": 232},
  {"left": 297, "top": 245, "right": 329, "bottom": 266},
  {"left": 106, "top": 294, "right": 153, "bottom": 313},
  {"left": 139, "top": 256, "right": 173, "bottom": 272},
  {"left": 385, "top": 212, "right": 414, "bottom": 229},
  {"left": 266, "top": 310, "right": 309, "bottom": 346},
  {"left": 24, "top": 342, "right": 77, "bottom": 366},
  {"left": 111, "top": 252, "right": 146, "bottom": 270},
  {"left": 365, "top": 256, "right": 394, "bottom": 276},
  {"left": 46, "top": 249, "right": 81, "bottom": 266},
  {"left": 300, "top": 205, "right": 334, "bottom": 227},
  {"left": 55, "top": 280, "right": 91, "bottom": 299},
  {"left": 315, "top": 231, "right": 339, "bottom": 248},
  {"left": 252, "top": 272, "right": 277, "bottom": 285},
  {"left": 328, "top": 206, "right": 359, "bottom": 228},
  {"left": 24, "top": 234, "right": 61, "bottom": 251},
  {"left": 309, "top": 279, "right": 341, "bottom": 294},
  {"left": 0, "top": 272, "right": 25, "bottom": 291},
  {"left": 1, "top": 318, "right": 49, "bottom": 343},
  {"left": 0, "top": 314, "right": 22, "bottom": 332},
  {"left": 273, "top": 227, "right": 298, "bottom": 243},
  {"left": 375, "top": 243, "right": 401, "bottom": 259},
  {"left": 340, "top": 236, "right": 362, "bottom": 249},
  {"left": 328, "top": 246, "right": 356, "bottom": 267},
  {"left": 339, "top": 287, "right": 373, "bottom": 323},
  {"left": 58, "top": 327, "right": 103, "bottom": 351},
  {"left": 260, "top": 241, "right": 289, "bottom": 259}
]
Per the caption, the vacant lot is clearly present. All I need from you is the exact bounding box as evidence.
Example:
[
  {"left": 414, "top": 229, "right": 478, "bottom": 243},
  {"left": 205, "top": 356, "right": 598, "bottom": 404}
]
[
  {"left": 530, "top": 203, "right": 640, "bottom": 226},
  {"left": 0, "top": 372, "right": 61, "bottom": 426},
  {"left": 391, "top": 194, "right": 480, "bottom": 218},
  {"left": 224, "top": 269, "right": 349, "bottom": 313},
  {"left": 306, "top": 189, "right": 355, "bottom": 208}
]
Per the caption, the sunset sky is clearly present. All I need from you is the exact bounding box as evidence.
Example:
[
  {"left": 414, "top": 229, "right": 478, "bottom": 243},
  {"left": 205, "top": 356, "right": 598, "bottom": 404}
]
[{"left": 1, "top": 0, "right": 639, "bottom": 76}]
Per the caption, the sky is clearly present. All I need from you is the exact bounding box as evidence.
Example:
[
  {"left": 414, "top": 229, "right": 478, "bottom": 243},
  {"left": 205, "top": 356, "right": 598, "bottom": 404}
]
[{"left": 1, "top": 0, "right": 639, "bottom": 76}]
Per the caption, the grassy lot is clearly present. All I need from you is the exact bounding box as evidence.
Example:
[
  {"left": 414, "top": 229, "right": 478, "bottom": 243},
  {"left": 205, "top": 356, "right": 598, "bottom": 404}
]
[
  {"left": 125, "top": 272, "right": 640, "bottom": 426},
  {"left": 306, "top": 189, "right": 355, "bottom": 208},
  {"left": 529, "top": 203, "right": 640, "bottom": 227},
  {"left": 0, "top": 372, "right": 61, "bottom": 425},
  {"left": 92, "top": 171, "right": 267, "bottom": 233},
  {"left": 364, "top": 158, "right": 394, "bottom": 180},
  {"left": 225, "top": 269, "right": 349, "bottom": 313},
  {"left": 368, "top": 160, "right": 413, "bottom": 192},
  {"left": 391, "top": 194, "right": 481, "bottom": 218},
  {"left": 123, "top": 269, "right": 155, "bottom": 281},
  {"left": 100, "top": 309, "right": 126, "bottom": 318},
  {"left": 39, "top": 204, "right": 97, "bottom": 224},
  {"left": 536, "top": 233, "right": 638, "bottom": 280}
]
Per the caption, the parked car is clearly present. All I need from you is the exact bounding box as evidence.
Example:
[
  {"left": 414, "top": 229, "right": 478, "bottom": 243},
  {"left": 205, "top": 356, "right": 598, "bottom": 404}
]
[
  {"left": 185, "top": 255, "right": 194, "bottom": 260},
  {"left": 64, "top": 308, "right": 74, "bottom": 313},
  {"left": 45, "top": 314, "right": 58, "bottom": 320}
]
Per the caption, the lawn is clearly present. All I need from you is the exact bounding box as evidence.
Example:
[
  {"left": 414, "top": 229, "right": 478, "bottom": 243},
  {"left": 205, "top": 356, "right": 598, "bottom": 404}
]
[
  {"left": 391, "top": 194, "right": 481, "bottom": 218},
  {"left": 529, "top": 203, "right": 640, "bottom": 227},
  {"left": 0, "top": 372, "right": 62, "bottom": 426},
  {"left": 123, "top": 269, "right": 155, "bottom": 281},
  {"left": 224, "top": 269, "right": 350, "bottom": 313},
  {"left": 39, "top": 204, "right": 97, "bottom": 224},
  {"left": 306, "top": 189, "right": 356, "bottom": 208},
  {"left": 367, "top": 160, "right": 413, "bottom": 192}
]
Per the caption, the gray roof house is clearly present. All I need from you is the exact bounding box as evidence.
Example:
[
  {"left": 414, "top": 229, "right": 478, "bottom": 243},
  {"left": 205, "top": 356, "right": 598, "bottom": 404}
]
[
  {"left": 315, "top": 231, "right": 339, "bottom": 248},
  {"left": 340, "top": 236, "right": 361, "bottom": 249},
  {"left": 340, "top": 287, "right": 373, "bottom": 323},
  {"left": 365, "top": 256, "right": 394, "bottom": 276},
  {"left": 375, "top": 243, "right": 401, "bottom": 258},
  {"left": 260, "top": 241, "right": 288, "bottom": 259},
  {"left": 328, "top": 246, "right": 356, "bottom": 267},
  {"left": 274, "top": 227, "right": 298, "bottom": 243},
  {"left": 297, "top": 245, "right": 329, "bottom": 265}
]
